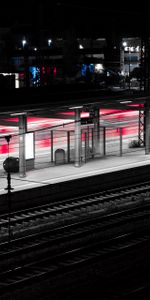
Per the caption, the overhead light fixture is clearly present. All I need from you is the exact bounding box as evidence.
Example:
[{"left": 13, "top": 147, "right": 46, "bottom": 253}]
[
  {"left": 69, "top": 106, "right": 83, "bottom": 110},
  {"left": 10, "top": 112, "right": 27, "bottom": 116},
  {"left": 120, "top": 100, "right": 132, "bottom": 104}
]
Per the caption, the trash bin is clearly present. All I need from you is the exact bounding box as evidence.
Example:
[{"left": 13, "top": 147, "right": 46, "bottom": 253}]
[
  {"left": 3, "top": 157, "right": 19, "bottom": 173},
  {"left": 55, "top": 149, "right": 65, "bottom": 165}
]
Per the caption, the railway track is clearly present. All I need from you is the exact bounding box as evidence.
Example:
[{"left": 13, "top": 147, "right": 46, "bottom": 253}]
[
  {"left": 0, "top": 229, "right": 150, "bottom": 299},
  {"left": 1, "top": 180, "right": 150, "bottom": 241},
  {"left": 1, "top": 181, "right": 150, "bottom": 298},
  {"left": 0, "top": 201, "right": 150, "bottom": 270}
]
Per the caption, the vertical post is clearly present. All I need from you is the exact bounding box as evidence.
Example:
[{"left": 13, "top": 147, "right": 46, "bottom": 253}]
[
  {"left": 74, "top": 108, "right": 81, "bottom": 167},
  {"left": 93, "top": 108, "right": 100, "bottom": 155},
  {"left": 120, "top": 128, "right": 123, "bottom": 156},
  {"left": 51, "top": 130, "right": 54, "bottom": 163},
  {"left": 140, "top": 38, "right": 144, "bottom": 91},
  {"left": 84, "top": 132, "right": 87, "bottom": 163},
  {"left": 128, "top": 49, "right": 131, "bottom": 91},
  {"left": 67, "top": 131, "right": 70, "bottom": 163},
  {"left": 120, "top": 46, "right": 125, "bottom": 74},
  {"left": 87, "top": 126, "right": 90, "bottom": 149},
  {"left": 4, "top": 135, "right": 14, "bottom": 244},
  {"left": 19, "top": 114, "right": 27, "bottom": 177},
  {"left": 91, "top": 128, "right": 94, "bottom": 158},
  {"left": 103, "top": 127, "right": 106, "bottom": 156},
  {"left": 145, "top": 102, "right": 150, "bottom": 154},
  {"left": 138, "top": 108, "right": 144, "bottom": 146},
  {"left": 22, "top": 39, "right": 30, "bottom": 88},
  {"left": 6, "top": 173, "right": 13, "bottom": 244}
]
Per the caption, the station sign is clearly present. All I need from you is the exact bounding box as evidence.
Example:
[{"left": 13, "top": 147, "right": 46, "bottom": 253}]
[{"left": 81, "top": 117, "right": 93, "bottom": 125}]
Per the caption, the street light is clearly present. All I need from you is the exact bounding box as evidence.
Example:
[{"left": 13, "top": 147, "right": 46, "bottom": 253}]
[
  {"left": 48, "top": 39, "right": 52, "bottom": 47},
  {"left": 122, "top": 41, "right": 131, "bottom": 90},
  {"left": 128, "top": 47, "right": 131, "bottom": 90},
  {"left": 22, "top": 38, "right": 27, "bottom": 48},
  {"left": 21, "top": 38, "right": 30, "bottom": 87},
  {"left": 122, "top": 41, "right": 127, "bottom": 48}
]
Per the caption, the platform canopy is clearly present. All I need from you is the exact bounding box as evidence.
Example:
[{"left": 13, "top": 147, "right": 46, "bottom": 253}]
[{"left": 0, "top": 87, "right": 148, "bottom": 124}]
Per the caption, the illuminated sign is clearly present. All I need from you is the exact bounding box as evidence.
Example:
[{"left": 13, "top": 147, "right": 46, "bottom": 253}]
[
  {"left": 25, "top": 132, "right": 34, "bottom": 159},
  {"left": 124, "top": 46, "right": 140, "bottom": 52}
]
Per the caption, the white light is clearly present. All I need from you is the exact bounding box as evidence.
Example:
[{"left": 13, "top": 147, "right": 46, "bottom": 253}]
[
  {"left": 22, "top": 39, "right": 27, "bottom": 47},
  {"left": 79, "top": 44, "right": 84, "bottom": 49},
  {"left": 121, "top": 70, "right": 125, "bottom": 75},
  {"left": 95, "top": 63, "right": 103, "bottom": 72},
  {"left": 136, "top": 46, "right": 140, "bottom": 52},
  {"left": 15, "top": 73, "right": 19, "bottom": 88},
  {"left": 120, "top": 101, "right": 132, "bottom": 104},
  {"left": 34, "top": 47, "right": 37, "bottom": 51},
  {"left": 0, "top": 72, "right": 20, "bottom": 89},
  {"left": 130, "top": 46, "right": 134, "bottom": 52},
  {"left": 69, "top": 106, "right": 83, "bottom": 110},
  {"left": 48, "top": 39, "right": 52, "bottom": 46},
  {"left": 122, "top": 41, "right": 127, "bottom": 47},
  {"left": 10, "top": 112, "right": 27, "bottom": 116}
]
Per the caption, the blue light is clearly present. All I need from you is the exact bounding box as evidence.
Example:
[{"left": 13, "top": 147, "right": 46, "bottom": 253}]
[
  {"left": 81, "top": 64, "right": 94, "bottom": 76},
  {"left": 29, "top": 66, "right": 40, "bottom": 85},
  {"left": 81, "top": 64, "right": 87, "bottom": 76},
  {"left": 89, "top": 64, "right": 94, "bottom": 73}
]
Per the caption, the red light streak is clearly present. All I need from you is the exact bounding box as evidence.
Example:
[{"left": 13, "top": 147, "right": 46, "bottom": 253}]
[{"left": 0, "top": 106, "right": 142, "bottom": 154}]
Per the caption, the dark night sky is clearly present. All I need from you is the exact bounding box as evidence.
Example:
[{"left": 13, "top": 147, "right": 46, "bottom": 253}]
[
  {"left": 0, "top": 1, "right": 149, "bottom": 38},
  {"left": 0, "top": 1, "right": 148, "bottom": 18}
]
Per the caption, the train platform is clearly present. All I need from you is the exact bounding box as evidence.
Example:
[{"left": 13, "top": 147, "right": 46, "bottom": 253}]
[{"left": 0, "top": 148, "right": 150, "bottom": 195}]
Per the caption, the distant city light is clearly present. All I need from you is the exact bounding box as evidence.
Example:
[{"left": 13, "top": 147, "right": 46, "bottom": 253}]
[
  {"left": 130, "top": 46, "right": 134, "bottom": 52},
  {"left": 124, "top": 46, "right": 136, "bottom": 52},
  {"left": 0, "top": 72, "right": 19, "bottom": 88},
  {"left": 95, "top": 63, "right": 103, "bottom": 73},
  {"left": 122, "top": 41, "right": 127, "bottom": 47},
  {"left": 22, "top": 39, "right": 27, "bottom": 47},
  {"left": 81, "top": 64, "right": 94, "bottom": 76},
  {"left": 79, "top": 44, "right": 84, "bottom": 49},
  {"left": 48, "top": 39, "right": 52, "bottom": 46},
  {"left": 15, "top": 73, "right": 19, "bottom": 88}
]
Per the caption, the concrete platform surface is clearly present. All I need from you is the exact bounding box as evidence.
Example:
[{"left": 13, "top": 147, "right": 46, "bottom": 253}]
[{"left": 0, "top": 149, "right": 150, "bottom": 195}]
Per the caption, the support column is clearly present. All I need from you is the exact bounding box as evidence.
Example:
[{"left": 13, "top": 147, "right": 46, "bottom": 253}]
[
  {"left": 138, "top": 108, "right": 145, "bottom": 146},
  {"left": 91, "top": 128, "right": 94, "bottom": 158},
  {"left": 120, "top": 128, "right": 123, "bottom": 156},
  {"left": 84, "top": 132, "right": 87, "bottom": 163},
  {"left": 103, "top": 127, "right": 106, "bottom": 156},
  {"left": 19, "top": 114, "right": 27, "bottom": 177},
  {"left": 74, "top": 108, "right": 81, "bottom": 167},
  {"left": 51, "top": 130, "right": 54, "bottom": 163},
  {"left": 93, "top": 108, "right": 100, "bottom": 155},
  {"left": 145, "top": 103, "right": 150, "bottom": 154},
  {"left": 67, "top": 131, "right": 70, "bottom": 163},
  {"left": 87, "top": 126, "right": 90, "bottom": 149},
  {"left": 120, "top": 46, "right": 125, "bottom": 74}
]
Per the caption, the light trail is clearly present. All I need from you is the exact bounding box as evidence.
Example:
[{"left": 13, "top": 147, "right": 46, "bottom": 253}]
[{"left": 0, "top": 108, "right": 140, "bottom": 155}]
